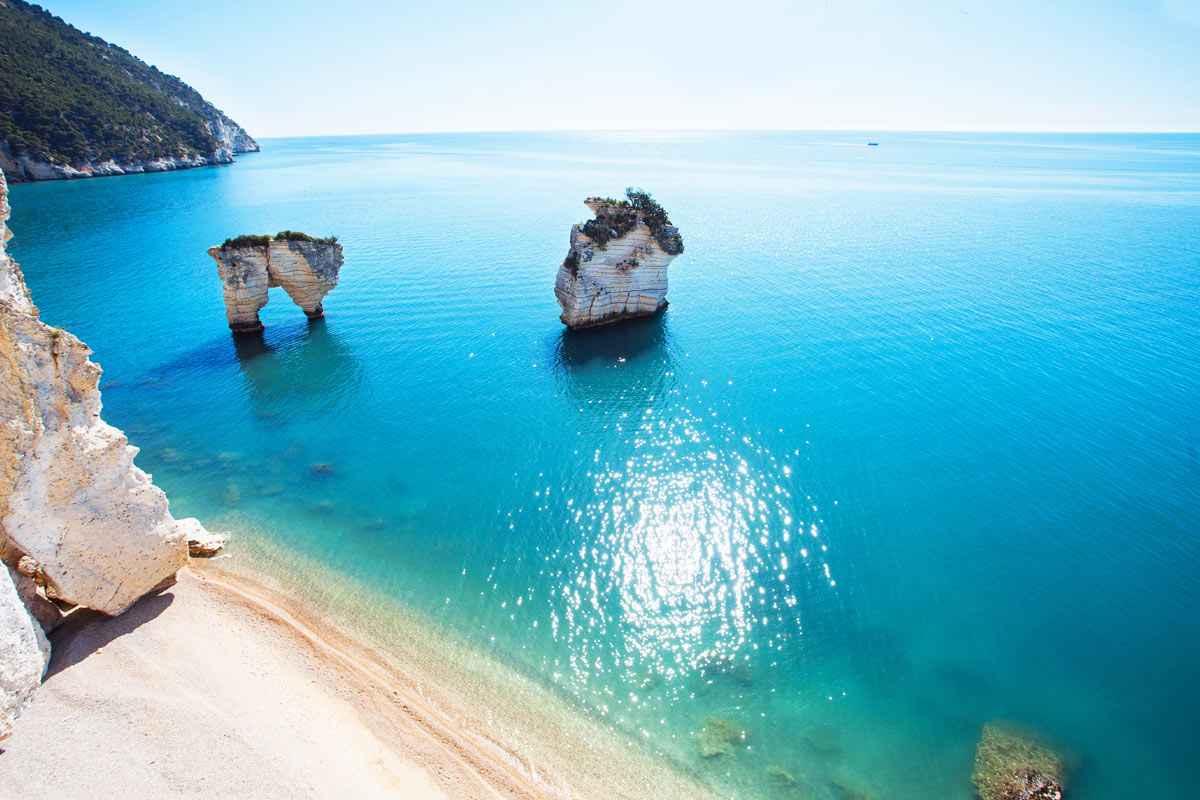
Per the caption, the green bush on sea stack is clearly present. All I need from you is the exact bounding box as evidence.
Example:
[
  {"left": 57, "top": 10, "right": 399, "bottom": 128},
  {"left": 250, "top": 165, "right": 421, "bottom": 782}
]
[
  {"left": 220, "top": 232, "right": 339, "bottom": 250},
  {"left": 575, "top": 188, "right": 683, "bottom": 253}
]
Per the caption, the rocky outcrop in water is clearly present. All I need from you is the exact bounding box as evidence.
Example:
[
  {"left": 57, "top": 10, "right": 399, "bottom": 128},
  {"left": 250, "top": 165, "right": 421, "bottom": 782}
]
[
  {"left": 208, "top": 234, "right": 344, "bottom": 333},
  {"left": 0, "top": 172, "right": 205, "bottom": 736},
  {"left": 180, "top": 519, "right": 227, "bottom": 557},
  {"left": 555, "top": 190, "right": 684, "bottom": 329},
  {"left": 972, "top": 721, "right": 1067, "bottom": 800}
]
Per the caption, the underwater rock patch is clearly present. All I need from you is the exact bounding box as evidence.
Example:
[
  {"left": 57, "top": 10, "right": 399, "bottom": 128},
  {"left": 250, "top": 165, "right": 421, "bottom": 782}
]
[
  {"left": 695, "top": 716, "right": 749, "bottom": 758},
  {"left": 972, "top": 720, "right": 1066, "bottom": 800},
  {"left": 767, "top": 764, "right": 797, "bottom": 787}
]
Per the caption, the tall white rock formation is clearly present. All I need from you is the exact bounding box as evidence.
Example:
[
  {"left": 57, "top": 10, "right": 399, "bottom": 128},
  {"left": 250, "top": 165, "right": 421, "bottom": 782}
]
[
  {"left": 208, "top": 236, "right": 344, "bottom": 333},
  {"left": 555, "top": 192, "right": 684, "bottom": 329}
]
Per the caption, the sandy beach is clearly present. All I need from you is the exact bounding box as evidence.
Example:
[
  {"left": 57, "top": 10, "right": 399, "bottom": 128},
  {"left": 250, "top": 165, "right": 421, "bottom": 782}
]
[
  {"left": 0, "top": 568, "right": 558, "bottom": 799},
  {"left": 0, "top": 560, "right": 718, "bottom": 800}
]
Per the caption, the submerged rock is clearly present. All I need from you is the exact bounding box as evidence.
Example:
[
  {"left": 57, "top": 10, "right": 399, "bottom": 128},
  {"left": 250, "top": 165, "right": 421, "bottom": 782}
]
[
  {"left": 699, "top": 654, "right": 753, "bottom": 686},
  {"left": 767, "top": 764, "right": 797, "bottom": 787},
  {"left": 221, "top": 483, "right": 241, "bottom": 506},
  {"left": 803, "top": 725, "right": 842, "bottom": 755},
  {"left": 555, "top": 189, "right": 684, "bottom": 329},
  {"left": 695, "top": 715, "right": 749, "bottom": 758},
  {"left": 972, "top": 721, "right": 1066, "bottom": 800},
  {"left": 208, "top": 232, "right": 343, "bottom": 333},
  {"left": 831, "top": 778, "right": 875, "bottom": 800}
]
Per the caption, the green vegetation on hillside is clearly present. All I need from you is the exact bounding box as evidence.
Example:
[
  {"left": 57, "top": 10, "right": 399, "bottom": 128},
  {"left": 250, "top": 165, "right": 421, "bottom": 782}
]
[{"left": 0, "top": 0, "right": 240, "bottom": 166}]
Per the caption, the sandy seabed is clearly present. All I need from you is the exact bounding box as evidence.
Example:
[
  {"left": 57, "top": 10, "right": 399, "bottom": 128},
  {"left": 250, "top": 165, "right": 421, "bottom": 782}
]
[{"left": 0, "top": 557, "right": 716, "bottom": 800}]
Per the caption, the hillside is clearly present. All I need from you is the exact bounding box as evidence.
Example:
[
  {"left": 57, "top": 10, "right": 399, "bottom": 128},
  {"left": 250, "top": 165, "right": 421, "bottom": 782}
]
[{"left": 0, "top": 0, "right": 257, "bottom": 181}]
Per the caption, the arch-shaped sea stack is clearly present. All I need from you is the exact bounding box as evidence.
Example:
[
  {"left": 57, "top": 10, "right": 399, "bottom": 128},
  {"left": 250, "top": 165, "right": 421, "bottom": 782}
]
[
  {"left": 555, "top": 189, "right": 684, "bottom": 329},
  {"left": 208, "top": 232, "right": 343, "bottom": 333}
]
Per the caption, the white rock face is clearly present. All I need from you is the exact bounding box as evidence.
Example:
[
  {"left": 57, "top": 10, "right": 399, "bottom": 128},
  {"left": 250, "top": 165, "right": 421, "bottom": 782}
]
[
  {"left": 208, "top": 238, "right": 344, "bottom": 333},
  {"left": 0, "top": 565, "right": 49, "bottom": 739},
  {"left": 178, "top": 518, "right": 227, "bottom": 557},
  {"left": 1, "top": 169, "right": 209, "bottom": 734},
  {"left": 555, "top": 198, "right": 684, "bottom": 329},
  {"left": 0, "top": 172, "right": 191, "bottom": 619}
]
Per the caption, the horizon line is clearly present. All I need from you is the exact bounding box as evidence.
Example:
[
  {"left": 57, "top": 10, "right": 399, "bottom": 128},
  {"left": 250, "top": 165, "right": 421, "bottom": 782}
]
[{"left": 249, "top": 127, "right": 1200, "bottom": 140}]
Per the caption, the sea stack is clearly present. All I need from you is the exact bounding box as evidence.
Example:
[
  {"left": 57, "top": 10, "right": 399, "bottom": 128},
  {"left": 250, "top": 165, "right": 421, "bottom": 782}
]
[
  {"left": 1, "top": 172, "right": 209, "bottom": 736},
  {"left": 208, "top": 233, "right": 343, "bottom": 333},
  {"left": 555, "top": 189, "right": 684, "bottom": 329}
]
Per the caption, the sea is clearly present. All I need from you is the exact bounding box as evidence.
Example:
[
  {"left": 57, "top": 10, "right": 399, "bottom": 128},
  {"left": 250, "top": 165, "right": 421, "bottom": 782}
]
[{"left": 8, "top": 131, "right": 1199, "bottom": 799}]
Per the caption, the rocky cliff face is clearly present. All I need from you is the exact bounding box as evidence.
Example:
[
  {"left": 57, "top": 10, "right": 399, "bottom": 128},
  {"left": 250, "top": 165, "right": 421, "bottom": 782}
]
[
  {"left": 203, "top": 111, "right": 259, "bottom": 157},
  {"left": 209, "top": 237, "right": 344, "bottom": 333},
  {"left": 555, "top": 193, "right": 684, "bottom": 329},
  {"left": 0, "top": 142, "right": 249, "bottom": 182},
  {"left": 0, "top": 172, "right": 204, "bottom": 736}
]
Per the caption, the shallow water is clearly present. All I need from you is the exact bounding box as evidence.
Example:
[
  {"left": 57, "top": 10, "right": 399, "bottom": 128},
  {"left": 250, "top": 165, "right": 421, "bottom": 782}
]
[{"left": 9, "top": 131, "right": 1200, "bottom": 799}]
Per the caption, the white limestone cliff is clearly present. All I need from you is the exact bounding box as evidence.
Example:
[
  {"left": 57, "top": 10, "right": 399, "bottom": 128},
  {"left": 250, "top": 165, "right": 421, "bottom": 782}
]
[
  {"left": 208, "top": 236, "right": 344, "bottom": 333},
  {"left": 0, "top": 172, "right": 205, "bottom": 735},
  {"left": 0, "top": 140, "right": 255, "bottom": 183},
  {"left": 0, "top": 565, "right": 48, "bottom": 740},
  {"left": 554, "top": 193, "right": 684, "bottom": 329}
]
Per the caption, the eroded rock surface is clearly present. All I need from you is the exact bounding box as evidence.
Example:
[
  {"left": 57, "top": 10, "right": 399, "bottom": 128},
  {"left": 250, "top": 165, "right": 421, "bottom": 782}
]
[
  {"left": 555, "top": 190, "right": 683, "bottom": 329},
  {"left": 0, "top": 565, "right": 48, "bottom": 738},
  {"left": 208, "top": 235, "right": 343, "bottom": 333},
  {"left": 1, "top": 171, "right": 205, "bottom": 734},
  {"left": 179, "top": 518, "right": 227, "bottom": 557},
  {"left": 972, "top": 721, "right": 1067, "bottom": 800}
]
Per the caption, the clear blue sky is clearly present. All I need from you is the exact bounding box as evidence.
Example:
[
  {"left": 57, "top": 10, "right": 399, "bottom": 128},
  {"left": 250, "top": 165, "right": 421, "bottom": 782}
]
[{"left": 44, "top": 0, "right": 1200, "bottom": 136}]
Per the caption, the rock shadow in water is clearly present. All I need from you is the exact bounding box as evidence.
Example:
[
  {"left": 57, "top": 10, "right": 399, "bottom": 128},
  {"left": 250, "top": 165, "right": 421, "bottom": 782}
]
[
  {"left": 549, "top": 313, "right": 679, "bottom": 412},
  {"left": 231, "top": 317, "right": 363, "bottom": 419}
]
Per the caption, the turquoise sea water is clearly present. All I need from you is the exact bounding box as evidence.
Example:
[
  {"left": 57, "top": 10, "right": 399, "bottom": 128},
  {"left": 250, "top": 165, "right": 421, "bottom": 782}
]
[{"left": 8, "top": 131, "right": 1199, "bottom": 799}]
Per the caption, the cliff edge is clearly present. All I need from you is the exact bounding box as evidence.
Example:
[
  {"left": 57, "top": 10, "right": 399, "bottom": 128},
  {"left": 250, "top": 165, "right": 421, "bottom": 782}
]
[
  {"left": 0, "top": 171, "right": 208, "bottom": 737},
  {"left": 554, "top": 189, "right": 684, "bottom": 329}
]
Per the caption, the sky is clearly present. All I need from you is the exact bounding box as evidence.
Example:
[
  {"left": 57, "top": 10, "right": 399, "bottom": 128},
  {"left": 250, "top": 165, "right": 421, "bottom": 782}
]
[{"left": 42, "top": 0, "right": 1200, "bottom": 136}]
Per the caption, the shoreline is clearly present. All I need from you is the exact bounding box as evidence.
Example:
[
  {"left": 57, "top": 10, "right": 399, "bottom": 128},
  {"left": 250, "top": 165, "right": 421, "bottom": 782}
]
[
  {"left": 189, "top": 564, "right": 566, "bottom": 799},
  {"left": 0, "top": 147, "right": 258, "bottom": 184},
  {"left": 192, "top": 536, "right": 723, "bottom": 800},
  {"left": 0, "top": 549, "right": 718, "bottom": 800}
]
